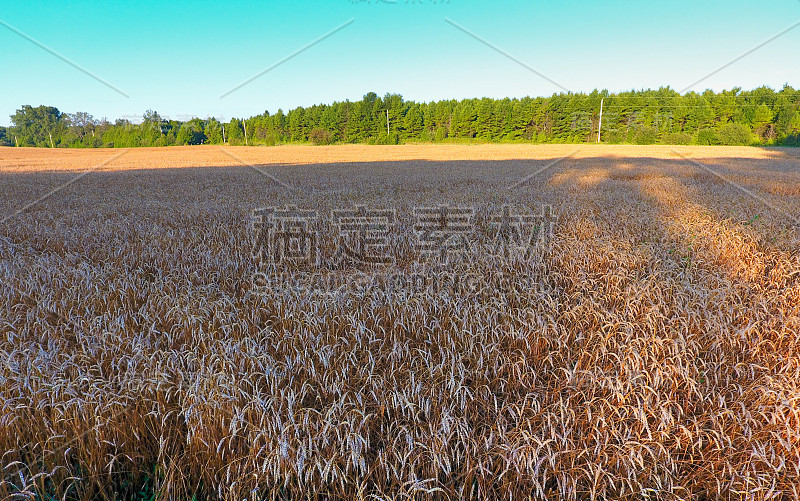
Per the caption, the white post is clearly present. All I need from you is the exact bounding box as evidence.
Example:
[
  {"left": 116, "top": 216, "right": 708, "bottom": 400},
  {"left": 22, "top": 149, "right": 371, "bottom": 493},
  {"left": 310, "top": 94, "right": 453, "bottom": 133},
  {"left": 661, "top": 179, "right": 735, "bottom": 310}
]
[
  {"left": 597, "top": 98, "right": 604, "bottom": 143},
  {"left": 14, "top": 135, "right": 19, "bottom": 147},
  {"left": 49, "top": 132, "right": 55, "bottom": 148},
  {"left": 222, "top": 124, "right": 226, "bottom": 144},
  {"left": 243, "top": 120, "right": 248, "bottom": 146},
  {"left": 386, "top": 109, "right": 390, "bottom": 135}
]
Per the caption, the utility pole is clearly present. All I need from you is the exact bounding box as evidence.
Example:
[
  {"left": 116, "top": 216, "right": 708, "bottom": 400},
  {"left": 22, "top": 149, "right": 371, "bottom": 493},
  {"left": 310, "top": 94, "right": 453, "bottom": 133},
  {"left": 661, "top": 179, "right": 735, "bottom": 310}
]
[
  {"left": 222, "top": 124, "right": 226, "bottom": 144},
  {"left": 597, "top": 98, "right": 604, "bottom": 143},
  {"left": 243, "top": 120, "right": 248, "bottom": 146}
]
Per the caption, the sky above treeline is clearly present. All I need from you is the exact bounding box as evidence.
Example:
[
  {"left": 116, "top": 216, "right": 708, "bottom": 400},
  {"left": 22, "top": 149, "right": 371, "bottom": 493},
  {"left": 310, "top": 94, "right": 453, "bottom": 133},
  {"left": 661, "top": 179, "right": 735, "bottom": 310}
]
[{"left": 1, "top": 0, "right": 799, "bottom": 126}]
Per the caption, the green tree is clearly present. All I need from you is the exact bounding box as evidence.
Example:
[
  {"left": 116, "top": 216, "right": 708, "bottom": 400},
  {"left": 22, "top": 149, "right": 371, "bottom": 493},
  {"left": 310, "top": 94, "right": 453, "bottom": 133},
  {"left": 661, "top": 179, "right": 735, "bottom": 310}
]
[
  {"left": 287, "top": 108, "right": 307, "bottom": 141},
  {"left": 8, "top": 86, "right": 798, "bottom": 149},
  {"left": 752, "top": 104, "right": 774, "bottom": 140},
  {"left": 309, "top": 127, "right": 334, "bottom": 145},
  {"left": 205, "top": 118, "right": 224, "bottom": 144},
  {"left": 67, "top": 111, "right": 96, "bottom": 145},
  {"left": 176, "top": 124, "right": 192, "bottom": 145},
  {"left": 452, "top": 100, "right": 477, "bottom": 138},
  {"left": 788, "top": 111, "right": 800, "bottom": 134},
  {"left": 695, "top": 128, "right": 720, "bottom": 145},
  {"left": 634, "top": 126, "right": 657, "bottom": 145},
  {"left": 226, "top": 118, "right": 244, "bottom": 145},
  {"left": 140, "top": 109, "right": 164, "bottom": 146},
  {"left": 402, "top": 104, "right": 423, "bottom": 140},
  {"left": 10, "top": 105, "right": 65, "bottom": 146},
  {"left": 718, "top": 122, "right": 752, "bottom": 145}
]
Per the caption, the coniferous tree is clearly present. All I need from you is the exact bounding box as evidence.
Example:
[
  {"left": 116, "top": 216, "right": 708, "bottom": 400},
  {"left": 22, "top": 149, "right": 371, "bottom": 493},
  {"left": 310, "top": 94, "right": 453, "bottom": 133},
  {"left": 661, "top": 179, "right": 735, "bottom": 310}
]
[{"left": 7, "top": 86, "right": 800, "bottom": 148}]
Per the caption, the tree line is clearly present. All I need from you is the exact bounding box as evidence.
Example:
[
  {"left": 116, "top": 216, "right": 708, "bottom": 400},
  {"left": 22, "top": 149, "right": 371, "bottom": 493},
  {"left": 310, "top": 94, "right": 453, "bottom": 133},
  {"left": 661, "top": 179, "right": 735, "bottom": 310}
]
[{"left": 2, "top": 86, "right": 800, "bottom": 148}]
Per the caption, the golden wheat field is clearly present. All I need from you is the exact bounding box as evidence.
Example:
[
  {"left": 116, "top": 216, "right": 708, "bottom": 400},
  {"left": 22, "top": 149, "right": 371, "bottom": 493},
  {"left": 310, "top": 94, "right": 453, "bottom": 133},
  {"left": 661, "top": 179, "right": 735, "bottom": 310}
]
[{"left": 1, "top": 144, "right": 800, "bottom": 500}]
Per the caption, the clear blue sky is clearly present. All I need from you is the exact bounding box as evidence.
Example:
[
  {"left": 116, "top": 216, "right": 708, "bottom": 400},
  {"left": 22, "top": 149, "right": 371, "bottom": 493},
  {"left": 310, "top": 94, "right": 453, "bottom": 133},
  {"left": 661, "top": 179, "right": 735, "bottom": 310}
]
[{"left": 1, "top": 0, "right": 798, "bottom": 126}]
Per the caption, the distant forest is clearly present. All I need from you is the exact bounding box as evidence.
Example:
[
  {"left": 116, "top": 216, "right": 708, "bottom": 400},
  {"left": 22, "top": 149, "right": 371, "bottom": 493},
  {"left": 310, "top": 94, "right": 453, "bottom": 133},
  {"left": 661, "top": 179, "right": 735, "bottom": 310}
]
[{"left": 3, "top": 86, "right": 800, "bottom": 148}]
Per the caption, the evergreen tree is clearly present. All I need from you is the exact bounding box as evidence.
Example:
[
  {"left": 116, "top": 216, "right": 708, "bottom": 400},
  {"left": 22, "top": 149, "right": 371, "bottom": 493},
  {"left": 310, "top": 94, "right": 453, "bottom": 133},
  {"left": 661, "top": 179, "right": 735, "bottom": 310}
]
[
  {"left": 402, "top": 104, "right": 423, "bottom": 140},
  {"left": 8, "top": 86, "right": 800, "bottom": 149}
]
